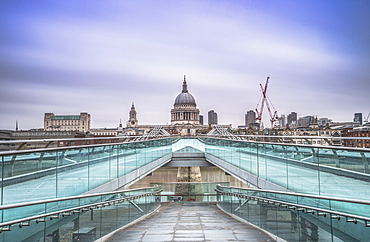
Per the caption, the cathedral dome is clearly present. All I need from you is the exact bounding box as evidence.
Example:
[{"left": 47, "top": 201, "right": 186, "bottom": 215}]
[
  {"left": 174, "top": 92, "right": 196, "bottom": 105},
  {"left": 174, "top": 77, "right": 197, "bottom": 106}
]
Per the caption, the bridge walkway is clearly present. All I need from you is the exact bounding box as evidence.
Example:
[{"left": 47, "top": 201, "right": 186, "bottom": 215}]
[{"left": 107, "top": 202, "right": 272, "bottom": 242}]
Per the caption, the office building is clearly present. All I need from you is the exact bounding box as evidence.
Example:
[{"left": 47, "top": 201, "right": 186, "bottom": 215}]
[
  {"left": 278, "top": 114, "right": 286, "bottom": 128},
  {"left": 354, "top": 113, "right": 363, "bottom": 125},
  {"left": 245, "top": 110, "right": 256, "bottom": 127},
  {"left": 318, "top": 117, "right": 332, "bottom": 126},
  {"left": 208, "top": 110, "right": 218, "bottom": 125},
  {"left": 199, "top": 115, "right": 204, "bottom": 125},
  {"left": 287, "top": 112, "right": 297, "bottom": 126}
]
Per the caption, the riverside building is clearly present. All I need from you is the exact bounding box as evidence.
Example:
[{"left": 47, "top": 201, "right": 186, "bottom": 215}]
[{"left": 44, "top": 112, "right": 91, "bottom": 132}]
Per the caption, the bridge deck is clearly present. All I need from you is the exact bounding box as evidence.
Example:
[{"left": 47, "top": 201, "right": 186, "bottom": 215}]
[{"left": 107, "top": 202, "right": 272, "bottom": 242}]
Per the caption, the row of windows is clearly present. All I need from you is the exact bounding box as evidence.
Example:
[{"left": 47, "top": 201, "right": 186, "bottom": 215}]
[
  {"left": 285, "top": 131, "right": 332, "bottom": 136},
  {"left": 352, "top": 133, "right": 370, "bottom": 137},
  {"left": 345, "top": 143, "right": 370, "bottom": 148},
  {"left": 47, "top": 127, "right": 85, "bottom": 131},
  {"left": 296, "top": 140, "right": 325, "bottom": 144},
  {"left": 51, "top": 115, "right": 80, "bottom": 120},
  {"left": 92, "top": 132, "right": 117, "bottom": 136},
  {"left": 46, "top": 120, "right": 84, "bottom": 126},
  {"left": 177, "top": 104, "right": 195, "bottom": 108},
  {"left": 346, "top": 141, "right": 370, "bottom": 144}
]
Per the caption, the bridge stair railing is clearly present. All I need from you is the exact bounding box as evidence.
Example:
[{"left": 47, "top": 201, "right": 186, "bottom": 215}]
[
  {"left": 216, "top": 185, "right": 370, "bottom": 242},
  {"left": 0, "top": 186, "right": 162, "bottom": 242}
]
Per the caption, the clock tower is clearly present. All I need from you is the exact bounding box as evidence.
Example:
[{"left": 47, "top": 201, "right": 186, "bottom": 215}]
[{"left": 127, "top": 102, "right": 138, "bottom": 127}]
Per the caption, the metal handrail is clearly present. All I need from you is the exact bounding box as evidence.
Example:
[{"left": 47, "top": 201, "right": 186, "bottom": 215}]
[
  {"left": 236, "top": 134, "right": 370, "bottom": 141},
  {"left": 0, "top": 186, "right": 159, "bottom": 210},
  {"left": 2, "top": 134, "right": 370, "bottom": 146},
  {"left": 2, "top": 135, "right": 370, "bottom": 155},
  {"left": 0, "top": 136, "right": 130, "bottom": 144},
  {"left": 199, "top": 136, "right": 370, "bottom": 152},
  {"left": 200, "top": 133, "right": 370, "bottom": 141},
  {"left": 216, "top": 185, "right": 370, "bottom": 226},
  {"left": 215, "top": 188, "right": 370, "bottom": 226},
  {"left": 0, "top": 136, "right": 177, "bottom": 155},
  {"left": 0, "top": 187, "right": 162, "bottom": 232},
  {"left": 0, "top": 135, "right": 177, "bottom": 144},
  {"left": 3, "top": 134, "right": 369, "bottom": 146},
  {"left": 216, "top": 185, "right": 370, "bottom": 205}
]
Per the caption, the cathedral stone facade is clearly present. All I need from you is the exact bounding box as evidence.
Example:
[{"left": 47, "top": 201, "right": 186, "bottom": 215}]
[{"left": 171, "top": 76, "right": 200, "bottom": 125}]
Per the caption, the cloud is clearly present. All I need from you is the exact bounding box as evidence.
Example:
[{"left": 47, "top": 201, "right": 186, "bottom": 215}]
[{"left": 0, "top": 0, "right": 369, "bottom": 130}]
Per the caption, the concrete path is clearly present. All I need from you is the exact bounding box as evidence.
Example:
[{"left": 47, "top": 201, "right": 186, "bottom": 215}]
[{"left": 108, "top": 202, "right": 272, "bottom": 242}]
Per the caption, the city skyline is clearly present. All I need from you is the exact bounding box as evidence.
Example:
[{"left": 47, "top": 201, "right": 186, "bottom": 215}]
[{"left": 1, "top": 1, "right": 370, "bottom": 130}]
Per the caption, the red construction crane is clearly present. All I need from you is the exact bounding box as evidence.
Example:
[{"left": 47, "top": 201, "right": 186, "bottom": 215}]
[
  {"left": 255, "top": 76, "right": 278, "bottom": 129},
  {"left": 364, "top": 113, "right": 370, "bottom": 124}
]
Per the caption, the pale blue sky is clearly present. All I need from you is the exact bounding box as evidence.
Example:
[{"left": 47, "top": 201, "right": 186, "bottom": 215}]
[{"left": 1, "top": 0, "right": 369, "bottom": 129}]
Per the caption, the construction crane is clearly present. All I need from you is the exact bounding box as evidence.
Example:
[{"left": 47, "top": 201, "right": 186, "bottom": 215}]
[
  {"left": 364, "top": 113, "right": 370, "bottom": 124},
  {"left": 255, "top": 76, "right": 278, "bottom": 129}
]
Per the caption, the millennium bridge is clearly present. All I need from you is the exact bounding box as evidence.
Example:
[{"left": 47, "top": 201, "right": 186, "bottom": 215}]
[{"left": 0, "top": 129, "right": 370, "bottom": 241}]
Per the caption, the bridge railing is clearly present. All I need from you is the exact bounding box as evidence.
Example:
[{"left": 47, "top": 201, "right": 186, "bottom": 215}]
[
  {"left": 0, "top": 134, "right": 180, "bottom": 151},
  {"left": 204, "top": 133, "right": 370, "bottom": 148},
  {"left": 216, "top": 185, "right": 370, "bottom": 242},
  {"left": 200, "top": 136, "right": 370, "bottom": 198},
  {"left": 0, "top": 186, "right": 162, "bottom": 242},
  {"left": 0, "top": 137, "right": 174, "bottom": 205}
]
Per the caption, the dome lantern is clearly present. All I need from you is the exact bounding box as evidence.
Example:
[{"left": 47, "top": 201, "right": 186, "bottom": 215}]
[
  {"left": 182, "top": 75, "right": 188, "bottom": 93},
  {"left": 174, "top": 76, "right": 196, "bottom": 106}
]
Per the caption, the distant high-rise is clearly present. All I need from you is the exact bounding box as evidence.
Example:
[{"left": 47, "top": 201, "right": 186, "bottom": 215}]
[
  {"left": 245, "top": 110, "right": 256, "bottom": 127},
  {"left": 208, "top": 110, "right": 218, "bottom": 125},
  {"left": 278, "top": 114, "right": 286, "bottom": 128},
  {"left": 318, "top": 117, "right": 332, "bottom": 126},
  {"left": 199, "top": 115, "right": 204, "bottom": 125},
  {"left": 298, "top": 115, "right": 313, "bottom": 127},
  {"left": 354, "top": 113, "right": 363, "bottom": 125},
  {"left": 287, "top": 112, "right": 297, "bottom": 126}
]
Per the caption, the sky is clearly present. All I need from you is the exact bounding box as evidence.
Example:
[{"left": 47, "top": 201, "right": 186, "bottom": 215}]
[{"left": 1, "top": 0, "right": 369, "bottom": 130}]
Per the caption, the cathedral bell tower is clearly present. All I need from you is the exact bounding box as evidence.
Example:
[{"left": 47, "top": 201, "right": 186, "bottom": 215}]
[{"left": 127, "top": 102, "right": 138, "bottom": 128}]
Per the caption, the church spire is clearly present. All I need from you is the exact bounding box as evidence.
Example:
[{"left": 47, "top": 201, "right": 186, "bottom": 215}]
[{"left": 182, "top": 75, "right": 188, "bottom": 93}]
